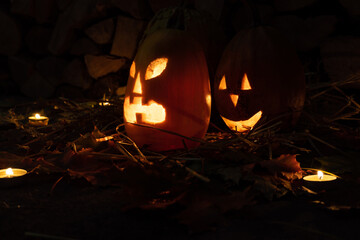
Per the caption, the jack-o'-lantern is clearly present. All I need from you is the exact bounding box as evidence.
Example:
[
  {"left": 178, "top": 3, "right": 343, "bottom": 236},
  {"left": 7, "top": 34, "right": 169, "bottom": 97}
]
[
  {"left": 124, "top": 29, "right": 211, "bottom": 152},
  {"left": 214, "top": 26, "right": 306, "bottom": 132}
]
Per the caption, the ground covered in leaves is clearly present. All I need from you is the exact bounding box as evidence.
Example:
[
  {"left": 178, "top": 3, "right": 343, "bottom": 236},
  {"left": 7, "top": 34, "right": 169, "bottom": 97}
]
[{"left": 0, "top": 79, "right": 360, "bottom": 239}]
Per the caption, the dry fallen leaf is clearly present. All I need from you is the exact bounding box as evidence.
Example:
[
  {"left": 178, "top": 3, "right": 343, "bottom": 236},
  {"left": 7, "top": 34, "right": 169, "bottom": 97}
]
[
  {"left": 257, "top": 154, "right": 303, "bottom": 180},
  {"left": 260, "top": 154, "right": 302, "bottom": 173}
]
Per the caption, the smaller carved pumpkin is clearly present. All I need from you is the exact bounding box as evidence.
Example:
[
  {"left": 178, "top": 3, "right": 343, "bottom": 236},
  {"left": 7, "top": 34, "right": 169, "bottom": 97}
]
[
  {"left": 124, "top": 29, "right": 211, "bottom": 152},
  {"left": 214, "top": 26, "right": 306, "bottom": 132}
]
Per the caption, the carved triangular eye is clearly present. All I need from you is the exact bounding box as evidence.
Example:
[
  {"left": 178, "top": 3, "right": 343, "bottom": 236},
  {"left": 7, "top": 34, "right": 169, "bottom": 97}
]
[
  {"left": 145, "top": 58, "right": 168, "bottom": 80},
  {"left": 129, "top": 61, "right": 136, "bottom": 78},
  {"left": 219, "top": 75, "right": 227, "bottom": 90},
  {"left": 241, "top": 73, "right": 251, "bottom": 90},
  {"left": 133, "top": 73, "right": 142, "bottom": 94}
]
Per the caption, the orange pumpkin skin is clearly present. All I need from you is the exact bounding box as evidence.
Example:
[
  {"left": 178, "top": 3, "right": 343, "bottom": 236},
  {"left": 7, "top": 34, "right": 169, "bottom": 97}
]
[
  {"left": 124, "top": 29, "right": 211, "bottom": 151},
  {"left": 214, "top": 26, "right": 306, "bottom": 132}
]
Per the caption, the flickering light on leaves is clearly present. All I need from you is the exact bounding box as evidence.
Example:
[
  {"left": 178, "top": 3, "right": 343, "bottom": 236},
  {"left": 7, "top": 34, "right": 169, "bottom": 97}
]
[
  {"left": 241, "top": 73, "right": 251, "bottom": 90},
  {"left": 221, "top": 110, "right": 262, "bottom": 132},
  {"left": 145, "top": 58, "right": 168, "bottom": 80},
  {"left": 219, "top": 75, "right": 226, "bottom": 90},
  {"left": 95, "top": 136, "right": 114, "bottom": 142},
  {"left": 229, "top": 94, "right": 239, "bottom": 107},
  {"left": 124, "top": 97, "right": 166, "bottom": 124}
]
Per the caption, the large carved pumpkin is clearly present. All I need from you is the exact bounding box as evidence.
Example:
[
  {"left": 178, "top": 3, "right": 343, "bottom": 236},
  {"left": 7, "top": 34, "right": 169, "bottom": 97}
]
[
  {"left": 214, "top": 26, "right": 306, "bottom": 132},
  {"left": 124, "top": 29, "right": 211, "bottom": 151}
]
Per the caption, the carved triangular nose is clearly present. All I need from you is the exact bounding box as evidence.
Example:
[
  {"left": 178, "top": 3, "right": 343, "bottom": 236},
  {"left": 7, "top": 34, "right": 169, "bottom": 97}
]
[
  {"left": 229, "top": 94, "right": 239, "bottom": 107},
  {"left": 219, "top": 75, "right": 227, "bottom": 90},
  {"left": 133, "top": 73, "right": 142, "bottom": 94}
]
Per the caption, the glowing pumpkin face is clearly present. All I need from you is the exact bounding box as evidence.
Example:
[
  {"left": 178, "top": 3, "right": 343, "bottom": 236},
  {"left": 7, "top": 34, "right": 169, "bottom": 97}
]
[
  {"left": 124, "top": 29, "right": 211, "bottom": 152},
  {"left": 217, "top": 73, "right": 262, "bottom": 132},
  {"left": 124, "top": 58, "right": 167, "bottom": 124},
  {"left": 214, "top": 26, "right": 306, "bottom": 132}
]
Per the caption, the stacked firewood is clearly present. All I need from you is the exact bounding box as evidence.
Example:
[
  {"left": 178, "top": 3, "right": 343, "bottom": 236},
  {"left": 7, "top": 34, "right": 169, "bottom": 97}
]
[{"left": 1, "top": 0, "right": 360, "bottom": 100}]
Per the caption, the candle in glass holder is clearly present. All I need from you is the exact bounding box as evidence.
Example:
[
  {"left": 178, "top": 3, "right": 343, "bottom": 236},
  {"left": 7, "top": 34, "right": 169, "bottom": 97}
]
[{"left": 28, "top": 113, "right": 49, "bottom": 126}]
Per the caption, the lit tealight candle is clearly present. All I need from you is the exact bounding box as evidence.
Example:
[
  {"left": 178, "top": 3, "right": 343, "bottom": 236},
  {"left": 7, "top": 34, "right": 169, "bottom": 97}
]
[
  {"left": 303, "top": 170, "right": 337, "bottom": 182},
  {"left": 99, "top": 94, "right": 112, "bottom": 107},
  {"left": 28, "top": 113, "right": 49, "bottom": 126},
  {"left": 0, "top": 168, "right": 27, "bottom": 178},
  {"left": 0, "top": 168, "right": 28, "bottom": 187},
  {"left": 6, "top": 168, "right": 13, "bottom": 177},
  {"left": 99, "top": 101, "right": 111, "bottom": 106}
]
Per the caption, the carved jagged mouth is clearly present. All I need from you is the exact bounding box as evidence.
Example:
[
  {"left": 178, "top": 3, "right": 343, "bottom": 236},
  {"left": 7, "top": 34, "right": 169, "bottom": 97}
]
[
  {"left": 221, "top": 110, "right": 262, "bottom": 132},
  {"left": 124, "top": 96, "right": 166, "bottom": 124}
]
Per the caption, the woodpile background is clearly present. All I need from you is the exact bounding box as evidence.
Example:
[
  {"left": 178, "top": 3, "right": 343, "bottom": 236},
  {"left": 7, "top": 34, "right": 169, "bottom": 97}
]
[{"left": 1, "top": 0, "right": 360, "bottom": 103}]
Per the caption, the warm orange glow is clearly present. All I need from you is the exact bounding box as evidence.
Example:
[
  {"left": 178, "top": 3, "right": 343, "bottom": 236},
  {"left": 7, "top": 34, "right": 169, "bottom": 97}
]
[
  {"left": 28, "top": 113, "right": 48, "bottom": 126},
  {"left": 99, "top": 102, "right": 111, "bottom": 106},
  {"left": 145, "top": 58, "right": 168, "bottom": 80},
  {"left": 0, "top": 167, "right": 27, "bottom": 178},
  {"left": 229, "top": 94, "right": 239, "bottom": 107},
  {"left": 317, "top": 171, "right": 324, "bottom": 180},
  {"left": 133, "top": 96, "right": 142, "bottom": 105},
  {"left": 29, "top": 113, "right": 47, "bottom": 121},
  {"left": 303, "top": 170, "right": 337, "bottom": 181},
  {"left": 95, "top": 136, "right": 114, "bottom": 142},
  {"left": 221, "top": 110, "right": 262, "bottom": 132},
  {"left": 241, "top": 73, "right": 251, "bottom": 90},
  {"left": 124, "top": 97, "right": 166, "bottom": 124},
  {"left": 133, "top": 73, "right": 142, "bottom": 94},
  {"left": 206, "top": 94, "right": 211, "bottom": 108},
  {"left": 6, "top": 168, "right": 13, "bottom": 176},
  {"left": 129, "top": 61, "right": 136, "bottom": 78},
  {"left": 219, "top": 75, "right": 227, "bottom": 90}
]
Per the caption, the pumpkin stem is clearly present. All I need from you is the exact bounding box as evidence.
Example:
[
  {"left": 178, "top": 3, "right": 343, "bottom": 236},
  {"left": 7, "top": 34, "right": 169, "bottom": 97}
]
[
  {"left": 167, "top": 8, "right": 186, "bottom": 30},
  {"left": 242, "top": 0, "right": 262, "bottom": 27},
  {"left": 166, "top": 0, "right": 197, "bottom": 30},
  {"left": 181, "top": 0, "right": 196, "bottom": 8}
]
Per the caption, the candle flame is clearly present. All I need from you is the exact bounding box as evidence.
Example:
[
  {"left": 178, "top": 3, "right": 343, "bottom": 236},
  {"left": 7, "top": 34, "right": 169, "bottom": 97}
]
[
  {"left": 35, "top": 113, "right": 41, "bottom": 119},
  {"left": 100, "top": 102, "right": 110, "bottom": 106},
  {"left": 317, "top": 170, "right": 324, "bottom": 180},
  {"left": 6, "top": 168, "right": 13, "bottom": 176}
]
